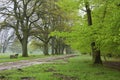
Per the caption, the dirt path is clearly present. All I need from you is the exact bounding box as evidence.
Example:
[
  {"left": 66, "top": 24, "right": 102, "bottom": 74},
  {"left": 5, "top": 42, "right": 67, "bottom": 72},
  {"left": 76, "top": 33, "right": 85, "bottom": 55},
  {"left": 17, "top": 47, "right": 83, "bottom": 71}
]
[
  {"left": 103, "top": 61, "right": 120, "bottom": 71},
  {"left": 0, "top": 54, "right": 78, "bottom": 71}
]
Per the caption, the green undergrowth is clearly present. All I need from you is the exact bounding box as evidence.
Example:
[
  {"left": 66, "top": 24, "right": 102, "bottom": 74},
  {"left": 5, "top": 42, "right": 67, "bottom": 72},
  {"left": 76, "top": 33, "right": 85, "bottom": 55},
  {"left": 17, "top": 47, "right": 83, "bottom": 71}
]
[{"left": 0, "top": 55, "right": 120, "bottom": 80}]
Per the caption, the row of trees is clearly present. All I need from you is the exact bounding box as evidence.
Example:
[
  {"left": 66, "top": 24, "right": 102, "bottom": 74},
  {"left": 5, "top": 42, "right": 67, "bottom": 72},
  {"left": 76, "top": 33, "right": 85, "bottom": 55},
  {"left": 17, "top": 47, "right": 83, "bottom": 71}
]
[
  {"left": 0, "top": 0, "right": 72, "bottom": 56},
  {"left": 0, "top": 0, "right": 119, "bottom": 64},
  {"left": 54, "top": 0, "right": 120, "bottom": 64}
]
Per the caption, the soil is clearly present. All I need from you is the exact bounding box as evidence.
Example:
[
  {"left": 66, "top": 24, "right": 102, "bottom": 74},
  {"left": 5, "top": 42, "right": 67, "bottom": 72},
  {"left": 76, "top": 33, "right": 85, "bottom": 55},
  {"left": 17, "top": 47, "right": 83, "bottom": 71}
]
[
  {"left": 53, "top": 73, "right": 79, "bottom": 80},
  {"left": 103, "top": 61, "right": 120, "bottom": 71},
  {"left": 21, "top": 77, "right": 35, "bottom": 80},
  {"left": 0, "top": 54, "right": 78, "bottom": 71},
  {"left": 44, "top": 68, "right": 56, "bottom": 72}
]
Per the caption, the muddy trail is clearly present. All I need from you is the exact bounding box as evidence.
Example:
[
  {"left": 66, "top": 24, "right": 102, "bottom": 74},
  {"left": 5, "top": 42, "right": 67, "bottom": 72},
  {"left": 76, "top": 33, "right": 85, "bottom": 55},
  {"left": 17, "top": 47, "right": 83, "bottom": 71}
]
[
  {"left": 0, "top": 54, "right": 78, "bottom": 71},
  {"left": 0, "top": 54, "right": 120, "bottom": 71},
  {"left": 103, "top": 61, "right": 120, "bottom": 71}
]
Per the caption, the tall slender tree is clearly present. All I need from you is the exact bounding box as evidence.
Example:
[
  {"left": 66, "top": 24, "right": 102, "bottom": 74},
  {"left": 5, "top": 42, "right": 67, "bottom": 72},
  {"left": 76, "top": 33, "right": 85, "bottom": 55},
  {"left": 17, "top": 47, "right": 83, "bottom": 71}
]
[{"left": 85, "top": 1, "right": 102, "bottom": 64}]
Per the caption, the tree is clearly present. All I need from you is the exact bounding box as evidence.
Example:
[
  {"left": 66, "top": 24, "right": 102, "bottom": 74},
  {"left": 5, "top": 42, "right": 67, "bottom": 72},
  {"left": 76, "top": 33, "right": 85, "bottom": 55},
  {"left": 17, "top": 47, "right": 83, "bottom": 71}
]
[
  {"left": 56, "top": 0, "right": 120, "bottom": 64},
  {"left": 31, "top": 0, "right": 53, "bottom": 55},
  {"left": 0, "top": 0, "right": 45, "bottom": 57},
  {"left": 0, "top": 27, "right": 15, "bottom": 53},
  {"left": 28, "top": 39, "right": 43, "bottom": 54},
  {"left": 32, "top": 0, "right": 70, "bottom": 55},
  {"left": 56, "top": 0, "right": 103, "bottom": 64},
  {"left": 92, "top": 0, "right": 120, "bottom": 57},
  {"left": 84, "top": 1, "right": 102, "bottom": 64}
]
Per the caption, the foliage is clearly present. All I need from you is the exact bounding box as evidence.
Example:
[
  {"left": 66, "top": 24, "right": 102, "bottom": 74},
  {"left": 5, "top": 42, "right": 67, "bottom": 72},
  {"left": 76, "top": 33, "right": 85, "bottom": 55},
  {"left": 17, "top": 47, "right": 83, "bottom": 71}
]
[
  {"left": 28, "top": 39, "right": 43, "bottom": 52},
  {"left": 91, "top": 0, "right": 120, "bottom": 55},
  {"left": 53, "top": 0, "right": 120, "bottom": 56},
  {"left": 9, "top": 39, "right": 22, "bottom": 54}
]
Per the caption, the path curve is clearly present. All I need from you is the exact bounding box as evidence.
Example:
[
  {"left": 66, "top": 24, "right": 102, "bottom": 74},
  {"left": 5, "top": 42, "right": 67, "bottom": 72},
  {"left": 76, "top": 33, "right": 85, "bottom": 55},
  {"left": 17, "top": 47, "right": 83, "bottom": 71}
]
[{"left": 0, "top": 54, "right": 78, "bottom": 71}]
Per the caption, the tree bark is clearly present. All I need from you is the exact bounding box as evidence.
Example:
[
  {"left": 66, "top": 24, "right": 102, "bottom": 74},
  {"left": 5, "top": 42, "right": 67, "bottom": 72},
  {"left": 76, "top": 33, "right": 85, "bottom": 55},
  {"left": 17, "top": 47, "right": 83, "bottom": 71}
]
[
  {"left": 43, "top": 42, "right": 49, "bottom": 55},
  {"left": 91, "top": 42, "right": 95, "bottom": 60},
  {"left": 53, "top": 38, "right": 65, "bottom": 55},
  {"left": 51, "top": 37, "right": 55, "bottom": 55},
  {"left": 94, "top": 50, "right": 102, "bottom": 64},
  {"left": 85, "top": 2, "right": 92, "bottom": 26},
  {"left": 59, "top": 44, "right": 64, "bottom": 54},
  {"left": 21, "top": 33, "right": 28, "bottom": 57}
]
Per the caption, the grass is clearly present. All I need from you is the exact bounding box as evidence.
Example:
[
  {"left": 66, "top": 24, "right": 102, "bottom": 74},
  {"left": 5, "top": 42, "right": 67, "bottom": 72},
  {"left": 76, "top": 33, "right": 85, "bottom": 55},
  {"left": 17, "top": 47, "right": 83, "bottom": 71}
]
[
  {"left": 0, "top": 53, "right": 46, "bottom": 63},
  {"left": 0, "top": 55, "right": 120, "bottom": 80}
]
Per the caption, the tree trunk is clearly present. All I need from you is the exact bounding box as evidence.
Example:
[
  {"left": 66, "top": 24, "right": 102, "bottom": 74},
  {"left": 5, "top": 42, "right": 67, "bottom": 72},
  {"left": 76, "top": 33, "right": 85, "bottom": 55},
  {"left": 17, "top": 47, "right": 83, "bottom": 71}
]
[
  {"left": 1, "top": 41, "right": 7, "bottom": 53},
  {"left": 54, "top": 38, "right": 59, "bottom": 55},
  {"left": 21, "top": 33, "right": 28, "bottom": 57},
  {"left": 94, "top": 50, "right": 102, "bottom": 64},
  {"left": 60, "top": 44, "right": 64, "bottom": 54},
  {"left": 2, "top": 47, "right": 6, "bottom": 53},
  {"left": 85, "top": 2, "right": 92, "bottom": 26},
  {"left": 65, "top": 45, "right": 72, "bottom": 54},
  {"left": 43, "top": 42, "right": 49, "bottom": 55},
  {"left": 58, "top": 40, "right": 61, "bottom": 54},
  {"left": 91, "top": 42, "right": 102, "bottom": 64},
  {"left": 59, "top": 39, "right": 65, "bottom": 54},
  {"left": 91, "top": 42, "right": 95, "bottom": 60},
  {"left": 2, "top": 46, "right": 6, "bottom": 53},
  {"left": 51, "top": 37, "right": 55, "bottom": 55}
]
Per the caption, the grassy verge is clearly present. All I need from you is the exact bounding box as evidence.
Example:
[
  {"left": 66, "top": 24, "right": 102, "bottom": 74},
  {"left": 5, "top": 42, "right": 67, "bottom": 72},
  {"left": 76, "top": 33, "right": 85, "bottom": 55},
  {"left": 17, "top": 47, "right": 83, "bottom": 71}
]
[
  {"left": 0, "top": 55, "right": 120, "bottom": 80},
  {"left": 0, "top": 54, "right": 46, "bottom": 63}
]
